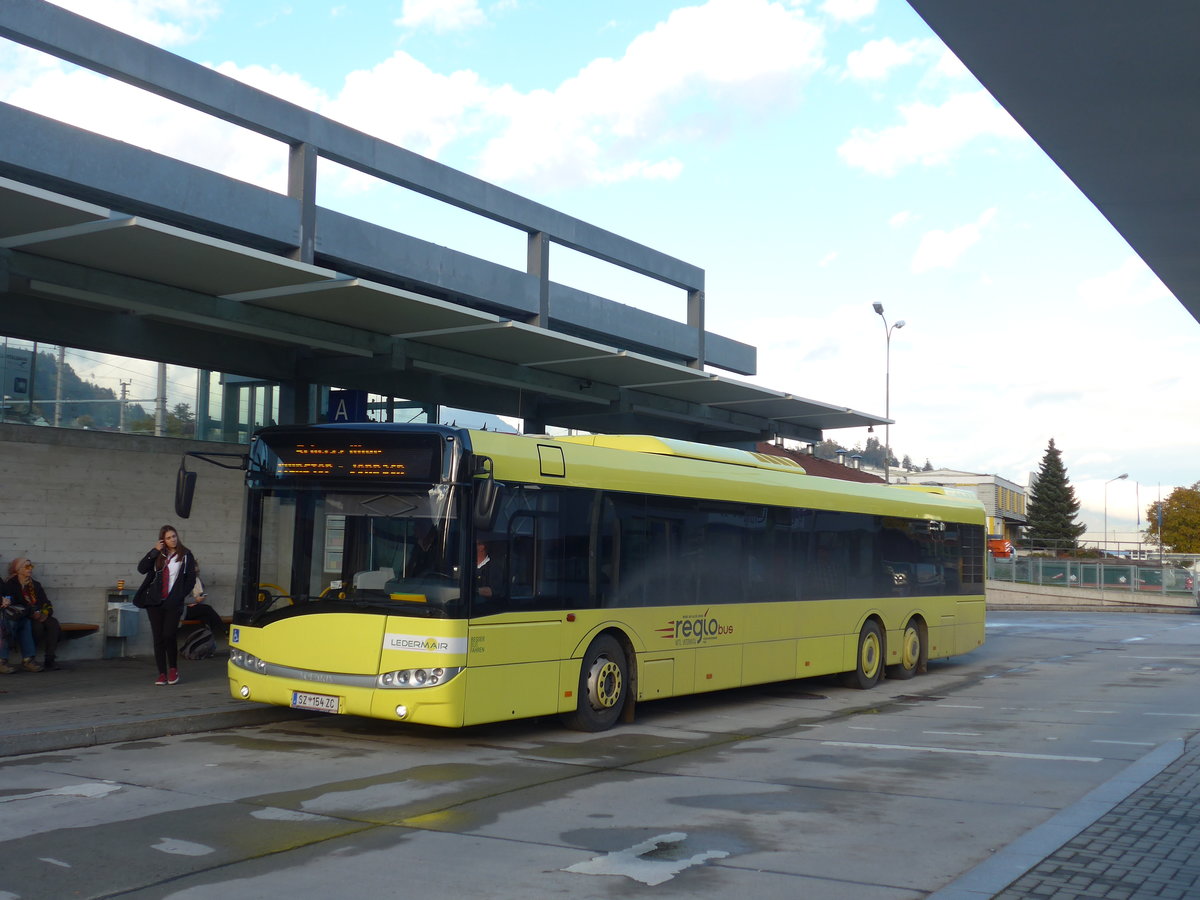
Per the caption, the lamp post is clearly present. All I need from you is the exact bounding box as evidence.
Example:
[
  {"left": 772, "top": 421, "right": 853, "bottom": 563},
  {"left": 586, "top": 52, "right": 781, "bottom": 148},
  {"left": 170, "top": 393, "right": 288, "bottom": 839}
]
[
  {"left": 1104, "top": 473, "right": 1128, "bottom": 553},
  {"left": 872, "top": 302, "right": 905, "bottom": 484}
]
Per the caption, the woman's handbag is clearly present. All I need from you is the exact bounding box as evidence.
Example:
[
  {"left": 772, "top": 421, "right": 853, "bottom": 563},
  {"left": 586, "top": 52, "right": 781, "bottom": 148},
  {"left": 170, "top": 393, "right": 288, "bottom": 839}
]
[
  {"left": 132, "top": 573, "right": 163, "bottom": 608},
  {"left": 2, "top": 602, "right": 27, "bottom": 620}
]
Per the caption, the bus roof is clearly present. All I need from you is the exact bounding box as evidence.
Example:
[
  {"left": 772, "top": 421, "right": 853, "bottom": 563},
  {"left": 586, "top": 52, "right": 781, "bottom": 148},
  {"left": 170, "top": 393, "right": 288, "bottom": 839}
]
[
  {"left": 466, "top": 429, "right": 985, "bottom": 525},
  {"left": 553, "top": 434, "right": 807, "bottom": 475}
]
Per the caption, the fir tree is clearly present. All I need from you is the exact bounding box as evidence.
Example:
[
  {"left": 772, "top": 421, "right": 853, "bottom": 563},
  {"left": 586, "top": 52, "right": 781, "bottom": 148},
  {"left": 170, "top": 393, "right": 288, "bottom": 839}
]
[{"left": 1025, "top": 438, "right": 1086, "bottom": 550}]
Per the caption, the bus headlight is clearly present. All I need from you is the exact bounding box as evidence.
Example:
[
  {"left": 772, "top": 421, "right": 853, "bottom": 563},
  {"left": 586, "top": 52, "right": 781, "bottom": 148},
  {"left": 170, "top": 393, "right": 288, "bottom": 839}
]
[
  {"left": 377, "top": 666, "right": 462, "bottom": 689},
  {"left": 230, "top": 650, "right": 268, "bottom": 674}
]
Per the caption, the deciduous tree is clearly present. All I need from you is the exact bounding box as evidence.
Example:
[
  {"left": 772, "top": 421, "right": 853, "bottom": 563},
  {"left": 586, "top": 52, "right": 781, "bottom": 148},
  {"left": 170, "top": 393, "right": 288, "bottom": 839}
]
[{"left": 1145, "top": 483, "right": 1200, "bottom": 553}]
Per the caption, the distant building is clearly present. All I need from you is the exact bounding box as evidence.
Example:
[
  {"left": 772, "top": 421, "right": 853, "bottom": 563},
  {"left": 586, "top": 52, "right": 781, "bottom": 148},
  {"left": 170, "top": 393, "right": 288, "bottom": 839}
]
[{"left": 903, "top": 469, "right": 1027, "bottom": 544}]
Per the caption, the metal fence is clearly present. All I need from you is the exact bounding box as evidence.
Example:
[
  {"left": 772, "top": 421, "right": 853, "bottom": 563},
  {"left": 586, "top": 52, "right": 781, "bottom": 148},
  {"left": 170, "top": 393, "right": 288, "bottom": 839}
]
[{"left": 989, "top": 555, "right": 1198, "bottom": 599}]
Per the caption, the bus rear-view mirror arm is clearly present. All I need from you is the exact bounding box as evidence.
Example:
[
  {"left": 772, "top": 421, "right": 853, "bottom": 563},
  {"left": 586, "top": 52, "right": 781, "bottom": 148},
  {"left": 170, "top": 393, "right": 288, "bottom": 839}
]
[
  {"left": 175, "top": 450, "right": 249, "bottom": 519},
  {"left": 472, "top": 455, "right": 499, "bottom": 529}
]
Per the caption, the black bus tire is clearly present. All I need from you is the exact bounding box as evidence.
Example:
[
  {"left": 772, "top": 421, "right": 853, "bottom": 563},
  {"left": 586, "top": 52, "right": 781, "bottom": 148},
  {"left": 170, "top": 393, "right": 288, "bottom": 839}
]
[
  {"left": 887, "top": 618, "right": 923, "bottom": 680},
  {"left": 561, "top": 634, "right": 628, "bottom": 732},
  {"left": 846, "top": 620, "right": 884, "bottom": 690}
]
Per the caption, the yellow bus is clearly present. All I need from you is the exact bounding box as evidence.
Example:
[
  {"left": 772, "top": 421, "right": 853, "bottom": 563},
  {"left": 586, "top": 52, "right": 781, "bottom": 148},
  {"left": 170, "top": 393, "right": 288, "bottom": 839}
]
[{"left": 205, "top": 424, "right": 986, "bottom": 731}]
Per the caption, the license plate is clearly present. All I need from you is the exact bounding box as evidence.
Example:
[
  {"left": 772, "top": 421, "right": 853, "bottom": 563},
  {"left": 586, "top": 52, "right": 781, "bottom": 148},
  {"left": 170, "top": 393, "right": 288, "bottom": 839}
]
[{"left": 291, "top": 691, "right": 341, "bottom": 713}]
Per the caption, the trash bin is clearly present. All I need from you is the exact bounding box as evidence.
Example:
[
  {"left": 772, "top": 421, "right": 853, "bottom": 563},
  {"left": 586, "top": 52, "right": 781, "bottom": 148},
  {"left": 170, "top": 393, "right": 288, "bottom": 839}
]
[
  {"left": 105, "top": 592, "right": 140, "bottom": 658},
  {"left": 106, "top": 601, "right": 139, "bottom": 638}
]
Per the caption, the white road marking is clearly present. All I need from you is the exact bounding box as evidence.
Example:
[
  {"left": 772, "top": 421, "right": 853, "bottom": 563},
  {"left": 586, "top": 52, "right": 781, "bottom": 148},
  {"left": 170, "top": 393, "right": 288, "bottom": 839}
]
[
  {"left": 822, "top": 741, "right": 1102, "bottom": 762},
  {"left": 923, "top": 731, "right": 982, "bottom": 736},
  {"left": 38, "top": 858, "right": 70, "bottom": 868},
  {"left": 1144, "top": 712, "right": 1200, "bottom": 717},
  {"left": 564, "top": 832, "right": 729, "bottom": 886},
  {"left": 1092, "top": 740, "right": 1155, "bottom": 746}
]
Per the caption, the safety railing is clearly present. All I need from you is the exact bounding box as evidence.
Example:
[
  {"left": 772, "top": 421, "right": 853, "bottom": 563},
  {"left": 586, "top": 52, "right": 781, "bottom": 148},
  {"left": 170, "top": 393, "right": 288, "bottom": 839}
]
[{"left": 989, "top": 556, "right": 1197, "bottom": 599}]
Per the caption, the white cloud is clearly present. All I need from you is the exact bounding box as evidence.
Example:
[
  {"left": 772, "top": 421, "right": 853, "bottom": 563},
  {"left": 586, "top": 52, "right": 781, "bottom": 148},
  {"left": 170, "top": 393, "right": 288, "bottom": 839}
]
[
  {"left": 476, "top": 0, "right": 826, "bottom": 188},
  {"left": 844, "top": 37, "right": 941, "bottom": 81},
  {"left": 46, "top": 0, "right": 219, "bottom": 46},
  {"left": 1077, "top": 255, "right": 1171, "bottom": 312},
  {"left": 911, "top": 207, "right": 996, "bottom": 273},
  {"left": 888, "top": 210, "right": 914, "bottom": 228},
  {"left": 930, "top": 49, "right": 972, "bottom": 82},
  {"left": 395, "top": 0, "right": 486, "bottom": 32},
  {"left": 820, "top": 0, "right": 877, "bottom": 23},
  {"left": 321, "top": 53, "right": 491, "bottom": 161},
  {"left": 838, "top": 90, "right": 1026, "bottom": 176},
  {"left": 7, "top": 0, "right": 830, "bottom": 194}
]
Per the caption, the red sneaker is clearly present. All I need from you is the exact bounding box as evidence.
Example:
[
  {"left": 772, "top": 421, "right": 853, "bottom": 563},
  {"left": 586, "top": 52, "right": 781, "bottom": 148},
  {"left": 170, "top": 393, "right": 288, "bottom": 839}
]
[
  {"left": 167, "top": 668, "right": 180, "bottom": 685},
  {"left": 155, "top": 673, "right": 168, "bottom": 686}
]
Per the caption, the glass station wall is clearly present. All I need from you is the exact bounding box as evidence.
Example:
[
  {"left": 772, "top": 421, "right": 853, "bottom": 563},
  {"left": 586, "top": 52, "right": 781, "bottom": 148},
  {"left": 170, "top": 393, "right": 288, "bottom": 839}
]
[{"left": 0, "top": 337, "right": 433, "bottom": 444}]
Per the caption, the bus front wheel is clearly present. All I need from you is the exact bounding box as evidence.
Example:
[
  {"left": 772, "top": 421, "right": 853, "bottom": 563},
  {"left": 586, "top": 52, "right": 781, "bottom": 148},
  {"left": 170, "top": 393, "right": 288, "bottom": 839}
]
[
  {"left": 562, "top": 635, "right": 628, "bottom": 732},
  {"left": 846, "top": 620, "right": 884, "bottom": 690}
]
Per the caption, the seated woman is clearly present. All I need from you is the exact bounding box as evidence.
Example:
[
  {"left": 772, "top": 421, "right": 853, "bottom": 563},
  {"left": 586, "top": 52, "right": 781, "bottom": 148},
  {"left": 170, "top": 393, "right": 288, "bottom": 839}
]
[
  {"left": 1, "top": 594, "right": 42, "bottom": 671},
  {"left": 3, "top": 558, "right": 53, "bottom": 671},
  {"left": 184, "top": 573, "right": 227, "bottom": 637}
]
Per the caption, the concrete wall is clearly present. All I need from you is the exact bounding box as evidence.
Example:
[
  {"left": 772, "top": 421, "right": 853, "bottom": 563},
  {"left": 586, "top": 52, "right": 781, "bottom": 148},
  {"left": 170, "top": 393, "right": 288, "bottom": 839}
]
[{"left": 0, "top": 423, "right": 245, "bottom": 660}]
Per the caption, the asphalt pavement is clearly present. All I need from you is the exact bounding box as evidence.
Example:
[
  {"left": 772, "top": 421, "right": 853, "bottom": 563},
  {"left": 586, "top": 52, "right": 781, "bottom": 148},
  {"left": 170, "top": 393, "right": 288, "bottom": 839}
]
[
  {"left": 2, "top": 643, "right": 1198, "bottom": 899},
  {"left": 0, "top": 651, "right": 305, "bottom": 757}
]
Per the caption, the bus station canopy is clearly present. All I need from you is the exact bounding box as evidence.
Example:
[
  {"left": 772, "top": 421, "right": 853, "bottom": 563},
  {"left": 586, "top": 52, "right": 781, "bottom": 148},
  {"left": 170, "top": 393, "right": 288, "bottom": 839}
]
[
  {"left": 0, "top": 176, "right": 879, "bottom": 443},
  {"left": 908, "top": 0, "right": 1200, "bottom": 327}
]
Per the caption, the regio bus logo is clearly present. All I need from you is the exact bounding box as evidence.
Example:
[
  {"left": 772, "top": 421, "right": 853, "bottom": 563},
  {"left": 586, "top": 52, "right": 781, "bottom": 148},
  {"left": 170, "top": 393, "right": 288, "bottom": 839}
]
[{"left": 657, "top": 610, "right": 734, "bottom": 645}]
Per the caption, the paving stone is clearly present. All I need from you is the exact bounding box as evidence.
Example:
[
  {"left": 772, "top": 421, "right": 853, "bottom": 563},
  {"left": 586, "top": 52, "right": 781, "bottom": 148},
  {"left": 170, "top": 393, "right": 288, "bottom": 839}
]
[{"left": 991, "top": 735, "right": 1200, "bottom": 899}]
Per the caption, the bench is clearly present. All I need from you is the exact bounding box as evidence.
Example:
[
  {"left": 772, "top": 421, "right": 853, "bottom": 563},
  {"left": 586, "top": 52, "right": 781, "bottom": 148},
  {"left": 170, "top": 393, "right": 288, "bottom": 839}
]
[
  {"left": 60, "top": 622, "right": 100, "bottom": 641},
  {"left": 180, "top": 615, "right": 232, "bottom": 628}
]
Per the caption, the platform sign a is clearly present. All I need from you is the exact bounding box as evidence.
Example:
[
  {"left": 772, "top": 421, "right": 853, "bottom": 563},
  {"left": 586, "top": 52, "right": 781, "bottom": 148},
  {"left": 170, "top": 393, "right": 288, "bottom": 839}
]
[{"left": 328, "top": 389, "right": 368, "bottom": 423}]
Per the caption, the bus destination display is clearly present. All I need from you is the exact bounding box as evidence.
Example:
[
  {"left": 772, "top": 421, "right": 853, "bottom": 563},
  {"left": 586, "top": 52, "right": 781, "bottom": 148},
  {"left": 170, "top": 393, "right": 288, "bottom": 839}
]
[{"left": 266, "top": 437, "right": 440, "bottom": 481}]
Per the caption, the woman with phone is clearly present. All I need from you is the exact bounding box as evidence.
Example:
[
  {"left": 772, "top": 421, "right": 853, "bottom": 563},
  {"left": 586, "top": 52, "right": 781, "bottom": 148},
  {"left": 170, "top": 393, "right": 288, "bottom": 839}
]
[{"left": 134, "top": 524, "right": 198, "bottom": 685}]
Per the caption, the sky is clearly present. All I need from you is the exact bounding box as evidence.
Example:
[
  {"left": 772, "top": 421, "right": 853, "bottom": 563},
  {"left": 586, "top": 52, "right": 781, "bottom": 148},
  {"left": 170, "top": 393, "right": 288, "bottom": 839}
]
[{"left": 1, "top": 0, "right": 1197, "bottom": 542}]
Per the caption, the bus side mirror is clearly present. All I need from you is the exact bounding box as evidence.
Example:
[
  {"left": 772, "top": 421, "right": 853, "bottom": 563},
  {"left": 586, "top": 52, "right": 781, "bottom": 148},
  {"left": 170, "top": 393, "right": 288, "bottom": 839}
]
[
  {"left": 472, "top": 456, "right": 498, "bottom": 529},
  {"left": 175, "top": 462, "right": 197, "bottom": 519}
]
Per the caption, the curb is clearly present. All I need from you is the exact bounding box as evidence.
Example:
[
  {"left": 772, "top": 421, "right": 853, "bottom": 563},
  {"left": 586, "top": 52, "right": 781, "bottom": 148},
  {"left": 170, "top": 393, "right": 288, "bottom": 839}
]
[{"left": 0, "top": 707, "right": 310, "bottom": 758}]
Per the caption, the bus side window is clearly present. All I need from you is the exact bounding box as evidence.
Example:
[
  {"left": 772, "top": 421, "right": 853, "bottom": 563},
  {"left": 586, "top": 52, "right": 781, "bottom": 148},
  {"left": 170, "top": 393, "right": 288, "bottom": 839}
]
[
  {"left": 594, "top": 495, "right": 619, "bottom": 607},
  {"left": 506, "top": 511, "right": 536, "bottom": 601}
]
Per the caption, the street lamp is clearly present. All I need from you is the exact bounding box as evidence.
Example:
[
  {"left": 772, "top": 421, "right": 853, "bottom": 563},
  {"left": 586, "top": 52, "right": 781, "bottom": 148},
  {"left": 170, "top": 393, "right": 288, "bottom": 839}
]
[
  {"left": 1104, "top": 473, "right": 1128, "bottom": 553},
  {"left": 872, "top": 302, "right": 905, "bottom": 484}
]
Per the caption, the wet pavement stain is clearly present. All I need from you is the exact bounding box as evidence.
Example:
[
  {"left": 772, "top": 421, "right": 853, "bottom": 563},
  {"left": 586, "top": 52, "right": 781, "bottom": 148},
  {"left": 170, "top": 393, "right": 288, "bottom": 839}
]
[
  {"left": 184, "top": 733, "right": 366, "bottom": 756},
  {"left": 244, "top": 760, "right": 588, "bottom": 827}
]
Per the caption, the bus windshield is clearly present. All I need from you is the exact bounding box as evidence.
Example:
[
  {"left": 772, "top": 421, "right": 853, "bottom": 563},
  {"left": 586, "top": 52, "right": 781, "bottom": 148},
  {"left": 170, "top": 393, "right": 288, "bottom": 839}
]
[{"left": 242, "top": 482, "right": 466, "bottom": 622}]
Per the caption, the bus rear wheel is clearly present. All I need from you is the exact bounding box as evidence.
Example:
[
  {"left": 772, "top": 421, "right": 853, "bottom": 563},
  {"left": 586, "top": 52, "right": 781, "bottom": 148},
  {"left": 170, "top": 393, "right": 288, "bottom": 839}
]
[
  {"left": 846, "top": 620, "right": 884, "bottom": 690},
  {"left": 887, "top": 618, "right": 923, "bottom": 681},
  {"left": 562, "top": 635, "right": 628, "bottom": 732}
]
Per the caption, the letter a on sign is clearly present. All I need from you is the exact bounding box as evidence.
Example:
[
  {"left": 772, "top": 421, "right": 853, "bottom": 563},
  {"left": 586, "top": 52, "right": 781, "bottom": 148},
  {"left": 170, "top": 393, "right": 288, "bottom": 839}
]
[{"left": 327, "top": 389, "right": 368, "bottom": 422}]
